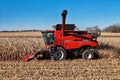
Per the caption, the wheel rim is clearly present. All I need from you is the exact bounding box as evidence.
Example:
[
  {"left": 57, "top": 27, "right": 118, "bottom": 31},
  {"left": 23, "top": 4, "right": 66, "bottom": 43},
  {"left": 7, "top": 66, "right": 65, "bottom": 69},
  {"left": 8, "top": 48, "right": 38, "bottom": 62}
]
[
  {"left": 86, "top": 53, "right": 92, "bottom": 59},
  {"left": 54, "top": 51, "right": 64, "bottom": 60}
]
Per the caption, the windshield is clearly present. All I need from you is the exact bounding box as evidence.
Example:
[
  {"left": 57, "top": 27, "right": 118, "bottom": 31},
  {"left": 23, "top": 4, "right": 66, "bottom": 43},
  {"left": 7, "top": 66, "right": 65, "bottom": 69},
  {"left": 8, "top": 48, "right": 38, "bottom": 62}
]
[{"left": 42, "top": 32, "right": 54, "bottom": 44}]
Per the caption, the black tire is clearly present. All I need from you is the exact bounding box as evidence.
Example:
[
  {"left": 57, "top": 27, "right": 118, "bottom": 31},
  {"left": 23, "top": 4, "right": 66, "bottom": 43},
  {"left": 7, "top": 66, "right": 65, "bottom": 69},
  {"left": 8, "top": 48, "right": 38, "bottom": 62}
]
[
  {"left": 82, "top": 49, "right": 95, "bottom": 60},
  {"left": 51, "top": 47, "right": 66, "bottom": 60}
]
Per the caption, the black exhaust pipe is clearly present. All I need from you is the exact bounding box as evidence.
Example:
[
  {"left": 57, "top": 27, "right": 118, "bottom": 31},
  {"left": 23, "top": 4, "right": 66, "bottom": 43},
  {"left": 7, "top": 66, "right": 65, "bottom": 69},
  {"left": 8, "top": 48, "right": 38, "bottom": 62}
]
[{"left": 61, "top": 10, "right": 67, "bottom": 36}]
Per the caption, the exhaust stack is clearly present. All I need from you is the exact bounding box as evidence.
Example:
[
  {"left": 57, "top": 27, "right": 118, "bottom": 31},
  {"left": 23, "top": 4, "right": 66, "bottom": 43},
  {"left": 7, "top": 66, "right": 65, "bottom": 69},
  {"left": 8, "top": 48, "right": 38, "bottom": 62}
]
[{"left": 61, "top": 10, "right": 67, "bottom": 36}]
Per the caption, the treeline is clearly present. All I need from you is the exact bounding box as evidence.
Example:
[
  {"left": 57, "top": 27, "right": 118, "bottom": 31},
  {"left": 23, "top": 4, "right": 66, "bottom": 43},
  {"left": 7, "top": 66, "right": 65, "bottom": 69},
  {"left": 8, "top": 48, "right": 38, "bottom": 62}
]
[
  {"left": 102, "top": 23, "right": 120, "bottom": 33},
  {"left": 0, "top": 23, "right": 120, "bottom": 33},
  {"left": 0, "top": 29, "right": 41, "bottom": 32},
  {"left": 86, "top": 23, "right": 120, "bottom": 33}
]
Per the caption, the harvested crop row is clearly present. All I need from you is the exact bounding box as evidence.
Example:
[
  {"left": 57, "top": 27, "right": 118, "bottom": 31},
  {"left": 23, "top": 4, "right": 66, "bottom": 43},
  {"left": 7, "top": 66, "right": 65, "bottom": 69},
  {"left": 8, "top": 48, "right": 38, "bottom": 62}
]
[{"left": 101, "top": 32, "right": 120, "bottom": 37}]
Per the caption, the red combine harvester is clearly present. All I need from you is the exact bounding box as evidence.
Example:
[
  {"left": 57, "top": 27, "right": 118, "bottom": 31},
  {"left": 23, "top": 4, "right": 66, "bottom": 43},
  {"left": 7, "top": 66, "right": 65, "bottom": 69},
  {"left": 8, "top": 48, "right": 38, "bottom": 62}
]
[{"left": 22, "top": 10, "right": 100, "bottom": 61}]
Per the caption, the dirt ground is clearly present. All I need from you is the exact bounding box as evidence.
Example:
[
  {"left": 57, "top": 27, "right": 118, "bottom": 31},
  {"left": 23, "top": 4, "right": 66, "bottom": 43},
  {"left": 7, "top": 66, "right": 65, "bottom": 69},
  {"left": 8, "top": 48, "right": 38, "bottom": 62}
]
[{"left": 0, "top": 58, "right": 120, "bottom": 80}]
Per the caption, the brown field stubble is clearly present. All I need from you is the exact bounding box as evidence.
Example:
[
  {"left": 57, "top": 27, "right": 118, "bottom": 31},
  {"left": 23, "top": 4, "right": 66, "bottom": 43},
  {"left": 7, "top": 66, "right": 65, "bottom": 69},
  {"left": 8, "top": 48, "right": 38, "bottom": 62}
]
[
  {"left": 0, "top": 59, "right": 120, "bottom": 80},
  {"left": 0, "top": 32, "right": 42, "bottom": 37},
  {"left": 101, "top": 32, "right": 120, "bottom": 37},
  {"left": 0, "top": 32, "right": 120, "bottom": 80}
]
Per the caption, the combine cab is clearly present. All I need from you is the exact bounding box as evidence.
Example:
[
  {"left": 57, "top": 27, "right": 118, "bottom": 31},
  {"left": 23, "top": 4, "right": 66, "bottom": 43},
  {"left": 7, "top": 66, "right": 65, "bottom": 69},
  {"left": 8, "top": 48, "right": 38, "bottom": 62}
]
[{"left": 22, "top": 10, "right": 100, "bottom": 61}]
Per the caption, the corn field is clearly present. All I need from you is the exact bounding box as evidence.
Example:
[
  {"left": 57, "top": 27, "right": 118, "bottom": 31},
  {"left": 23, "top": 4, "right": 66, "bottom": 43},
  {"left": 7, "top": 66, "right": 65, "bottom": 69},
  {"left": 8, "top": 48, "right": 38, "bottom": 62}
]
[
  {"left": 0, "top": 32, "right": 42, "bottom": 37},
  {"left": 0, "top": 32, "right": 120, "bottom": 80},
  {"left": 0, "top": 37, "right": 46, "bottom": 61}
]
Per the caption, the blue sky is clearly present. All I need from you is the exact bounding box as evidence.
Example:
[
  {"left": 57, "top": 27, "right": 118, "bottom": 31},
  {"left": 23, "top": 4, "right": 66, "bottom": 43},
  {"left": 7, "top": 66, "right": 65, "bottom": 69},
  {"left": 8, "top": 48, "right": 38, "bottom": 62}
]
[{"left": 0, "top": 0, "right": 120, "bottom": 31}]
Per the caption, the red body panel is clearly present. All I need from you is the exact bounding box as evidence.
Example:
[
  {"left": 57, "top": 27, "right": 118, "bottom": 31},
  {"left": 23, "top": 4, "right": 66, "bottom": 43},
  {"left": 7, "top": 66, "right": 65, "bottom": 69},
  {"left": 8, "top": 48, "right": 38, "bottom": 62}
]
[
  {"left": 44, "top": 30, "right": 98, "bottom": 50},
  {"left": 63, "top": 40, "right": 97, "bottom": 50},
  {"left": 52, "top": 30, "right": 97, "bottom": 50}
]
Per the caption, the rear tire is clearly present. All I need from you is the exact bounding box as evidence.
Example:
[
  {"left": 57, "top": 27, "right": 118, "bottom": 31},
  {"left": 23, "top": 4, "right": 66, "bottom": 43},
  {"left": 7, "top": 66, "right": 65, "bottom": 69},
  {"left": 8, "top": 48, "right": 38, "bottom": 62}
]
[
  {"left": 51, "top": 47, "right": 66, "bottom": 60},
  {"left": 82, "top": 49, "right": 95, "bottom": 60}
]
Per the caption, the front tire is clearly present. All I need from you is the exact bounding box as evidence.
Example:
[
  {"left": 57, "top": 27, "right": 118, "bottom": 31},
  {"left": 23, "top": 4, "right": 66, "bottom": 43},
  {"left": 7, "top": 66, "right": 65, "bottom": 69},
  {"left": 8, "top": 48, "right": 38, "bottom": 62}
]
[
  {"left": 82, "top": 49, "right": 95, "bottom": 60},
  {"left": 51, "top": 47, "right": 66, "bottom": 60}
]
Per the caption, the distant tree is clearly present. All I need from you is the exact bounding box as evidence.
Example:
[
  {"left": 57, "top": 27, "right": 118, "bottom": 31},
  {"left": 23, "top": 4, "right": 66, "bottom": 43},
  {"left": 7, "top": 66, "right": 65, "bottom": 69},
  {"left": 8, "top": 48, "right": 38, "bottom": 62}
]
[{"left": 103, "top": 23, "right": 120, "bottom": 33}]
